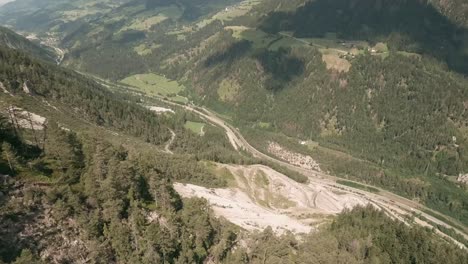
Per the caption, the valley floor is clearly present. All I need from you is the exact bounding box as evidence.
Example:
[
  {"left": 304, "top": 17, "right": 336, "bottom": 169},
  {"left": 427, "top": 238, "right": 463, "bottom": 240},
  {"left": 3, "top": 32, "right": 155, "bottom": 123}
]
[
  {"left": 158, "top": 97, "right": 468, "bottom": 248},
  {"left": 175, "top": 164, "right": 367, "bottom": 234}
]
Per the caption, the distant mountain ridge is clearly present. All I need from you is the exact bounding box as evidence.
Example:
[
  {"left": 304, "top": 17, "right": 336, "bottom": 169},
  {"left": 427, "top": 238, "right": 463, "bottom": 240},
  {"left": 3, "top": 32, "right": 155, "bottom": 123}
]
[{"left": 258, "top": 0, "right": 468, "bottom": 74}]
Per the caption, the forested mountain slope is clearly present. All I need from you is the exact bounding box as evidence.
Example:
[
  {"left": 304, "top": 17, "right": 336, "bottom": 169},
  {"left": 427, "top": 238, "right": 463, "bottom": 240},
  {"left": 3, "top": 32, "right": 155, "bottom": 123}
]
[
  {"left": 1, "top": 0, "right": 467, "bottom": 226},
  {"left": 145, "top": 0, "right": 468, "bottom": 225},
  {"left": 1, "top": 85, "right": 466, "bottom": 262},
  {"left": 0, "top": 38, "right": 241, "bottom": 262},
  {"left": 0, "top": 0, "right": 133, "bottom": 32},
  {"left": 0, "top": 45, "right": 173, "bottom": 144},
  {"left": 258, "top": 0, "right": 468, "bottom": 74},
  {"left": 0, "top": 26, "right": 55, "bottom": 62},
  {"left": 0, "top": 0, "right": 242, "bottom": 78},
  {"left": 0, "top": 0, "right": 240, "bottom": 33},
  {"left": 430, "top": 0, "right": 468, "bottom": 26},
  {"left": 0, "top": 41, "right": 243, "bottom": 163},
  {"left": 0, "top": 2, "right": 467, "bottom": 263}
]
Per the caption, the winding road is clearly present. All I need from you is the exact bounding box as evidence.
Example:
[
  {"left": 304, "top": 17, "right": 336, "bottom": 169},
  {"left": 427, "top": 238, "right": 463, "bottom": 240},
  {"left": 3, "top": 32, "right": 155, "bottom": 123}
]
[
  {"left": 160, "top": 98, "right": 468, "bottom": 248},
  {"left": 85, "top": 74, "right": 468, "bottom": 247},
  {"left": 164, "top": 129, "right": 176, "bottom": 154}
]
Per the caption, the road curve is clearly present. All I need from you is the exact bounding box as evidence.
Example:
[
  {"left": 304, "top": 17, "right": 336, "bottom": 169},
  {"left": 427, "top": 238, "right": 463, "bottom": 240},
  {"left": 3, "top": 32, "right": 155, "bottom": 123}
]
[
  {"left": 86, "top": 66, "right": 468, "bottom": 247},
  {"left": 160, "top": 99, "right": 468, "bottom": 247},
  {"left": 164, "top": 129, "right": 176, "bottom": 154}
]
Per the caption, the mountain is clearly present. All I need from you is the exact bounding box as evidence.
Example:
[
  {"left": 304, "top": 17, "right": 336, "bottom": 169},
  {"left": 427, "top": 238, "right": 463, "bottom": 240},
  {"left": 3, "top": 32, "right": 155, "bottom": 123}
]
[
  {"left": 0, "top": 26, "right": 56, "bottom": 62},
  {"left": 258, "top": 0, "right": 468, "bottom": 74},
  {"left": 1, "top": 1, "right": 468, "bottom": 262},
  {"left": 430, "top": 0, "right": 468, "bottom": 26},
  {"left": 0, "top": 0, "right": 243, "bottom": 78},
  {"left": 154, "top": 0, "right": 468, "bottom": 224},
  {"left": 1, "top": 0, "right": 467, "bottom": 224},
  {"left": 0, "top": 0, "right": 240, "bottom": 33},
  {"left": 1, "top": 28, "right": 464, "bottom": 264},
  {"left": 2, "top": 0, "right": 468, "bottom": 220},
  {"left": 0, "top": 0, "right": 133, "bottom": 32},
  {"left": 0, "top": 31, "right": 246, "bottom": 263}
]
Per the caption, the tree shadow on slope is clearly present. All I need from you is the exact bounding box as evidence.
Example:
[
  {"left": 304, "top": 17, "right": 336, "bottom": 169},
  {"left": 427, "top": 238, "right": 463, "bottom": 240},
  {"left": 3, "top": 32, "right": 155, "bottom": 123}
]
[
  {"left": 254, "top": 48, "right": 305, "bottom": 91},
  {"left": 204, "top": 40, "right": 253, "bottom": 67},
  {"left": 145, "top": 0, "right": 239, "bottom": 21},
  {"left": 204, "top": 41, "right": 304, "bottom": 91},
  {"left": 259, "top": 0, "right": 468, "bottom": 75}
]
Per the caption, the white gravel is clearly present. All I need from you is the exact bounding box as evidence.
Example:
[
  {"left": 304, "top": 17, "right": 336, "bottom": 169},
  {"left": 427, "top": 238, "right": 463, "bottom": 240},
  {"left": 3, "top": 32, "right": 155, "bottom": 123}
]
[
  {"left": 148, "top": 106, "right": 175, "bottom": 114},
  {"left": 174, "top": 164, "right": 368, "bottom": 234}
]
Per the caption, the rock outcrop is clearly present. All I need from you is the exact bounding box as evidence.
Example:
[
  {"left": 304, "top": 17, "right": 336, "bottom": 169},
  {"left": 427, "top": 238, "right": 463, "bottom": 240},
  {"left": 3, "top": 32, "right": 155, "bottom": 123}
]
[{"left": 268, "top": 142, "right": 322, "bottom": 172}]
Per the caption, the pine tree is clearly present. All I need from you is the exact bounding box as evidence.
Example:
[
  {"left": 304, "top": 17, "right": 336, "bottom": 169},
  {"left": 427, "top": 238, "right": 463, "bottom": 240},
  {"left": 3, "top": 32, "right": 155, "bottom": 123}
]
[
  {"left": 1, "top": 142, "right": 18, "bottom": 173},
  {"left": 12, "top": 249, "right": 42, "bottom": 264}
]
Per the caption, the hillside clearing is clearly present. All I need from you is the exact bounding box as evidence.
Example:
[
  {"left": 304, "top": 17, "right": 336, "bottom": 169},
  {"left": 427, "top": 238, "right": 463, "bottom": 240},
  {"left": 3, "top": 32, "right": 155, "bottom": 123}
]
[
  {"left": 174, "top": 164, "right": 368, "bottom": 234},
  {"left": 120, "top": 73, "right": 187, "bottom": 103},
  {"left": 196, "top": 0, "right": 262, "bottom": 29},
  {"left": 321, "top": 53, "right": 351, "bottom": 72},
  {"left": 134, "top": 43, "right": 161, "bottom": 56},
  {"left": 119, "top": 5, "right": 182, "bottom": 32},
  {"left": 185, "top": 121, "right": 205, "bottom": 136}
]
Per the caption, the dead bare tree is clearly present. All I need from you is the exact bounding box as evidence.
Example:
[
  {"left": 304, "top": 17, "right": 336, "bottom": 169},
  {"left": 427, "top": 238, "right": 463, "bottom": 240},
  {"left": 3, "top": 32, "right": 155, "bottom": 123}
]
[
  {"left": 42, "top": 121, "right": 48, "bottom": 152},
  {"left": 9, "top": 106, "right": 22, "bottom": 137},
  {"left": 7, "top": 106, "right": 19, "bottom": 138},
  {"left": 27, "top": 111, "right": 40, "bottom": 147}
]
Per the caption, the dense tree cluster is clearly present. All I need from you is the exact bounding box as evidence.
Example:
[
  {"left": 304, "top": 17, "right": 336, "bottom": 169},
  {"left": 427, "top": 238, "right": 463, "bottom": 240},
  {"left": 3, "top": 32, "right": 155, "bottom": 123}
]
[
  {"left": 0, "top": 46, "right": 172, "bottom": 145},
  {"left": 171, "top": 3, "right": 468, "bottom": 224},
  {"left": 1, "top": 117, "right": 466, "bottom": 263},
  {"left": 0, "top": 27, "right": 56, "bottom": 63},
  {"left": 259, "top": 0, "right": 468, "bottom": 74},
  {"left": 0, "top": 1, "right": 467, "bottom": 262},
  {"left": 227, "top": 206, "right": 467, "bottom": 264},
  {"left": 0, "top": 119, "right": 237, "bottom": 263}
]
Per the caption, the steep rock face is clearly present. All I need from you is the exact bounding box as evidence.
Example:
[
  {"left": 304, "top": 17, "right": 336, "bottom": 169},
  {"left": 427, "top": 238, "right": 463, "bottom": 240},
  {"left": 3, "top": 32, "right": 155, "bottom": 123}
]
[
  {"left": 267, "top": 142, "right": 321, "bottom": 172},
  {"left": 0, "top": 182, "right": 90, "bottom": 264},
  {"left": 458, "top": 174, "right": 468, "bottom": 185}
]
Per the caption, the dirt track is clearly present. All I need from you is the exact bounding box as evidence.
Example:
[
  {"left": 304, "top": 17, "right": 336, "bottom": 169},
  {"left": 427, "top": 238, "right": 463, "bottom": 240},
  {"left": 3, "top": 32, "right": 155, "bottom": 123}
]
[{"left": 164, "top": 129, "right": 176, "bottom": 154}]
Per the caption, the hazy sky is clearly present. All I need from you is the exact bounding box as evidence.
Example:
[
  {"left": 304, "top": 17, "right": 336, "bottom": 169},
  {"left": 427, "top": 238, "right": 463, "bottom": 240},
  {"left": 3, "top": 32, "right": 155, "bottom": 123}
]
[{"left": 0, "top": 0, "right": 14, "bottom": 6}]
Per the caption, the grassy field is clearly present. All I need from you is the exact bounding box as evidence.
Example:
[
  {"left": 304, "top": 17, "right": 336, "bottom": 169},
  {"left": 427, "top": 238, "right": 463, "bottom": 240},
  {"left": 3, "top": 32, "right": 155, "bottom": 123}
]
[
  {"left": 134, "top": 43, "right": 152, "bottom": 55},
  {"left": 120, "top": 5, "right": 182, "bottom": 32},
  {"left": 238, "top": 29, "right": 277, "bottom": 49},
  {"left": 268, "top": 37, "right": 305, "bottom": 51},
  {"left": 170, "top": 95, "right": 189, "bottom": 104},
  {"left": 120, "top": 73, "right": 188, "bottom": 103},
  {"left": 205, "top": 162, "right": 237, "bottom": 187},
  {"left": 121, "top": 15, "right": 167, "bottom": 32},
  {"left": 133, "top": 43, "right": 161, "bottom": 56},
  {"left": 166, "top": 27, "right": 194, "bottom": 36},
  {"left": 257, "top": 122, "right": 271, "bottom": 129},
  {"left": 196, "top": 0, "right": 262, "bottom": 29},
  {"left": 61, "top": 9, "right": 102, "bottom": 22},
  {"left": 121, "top": 73, "right": 183, "bottom": 95},
  {"left": 185, "top": 121, "right": 205, "bottom": 135}
]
